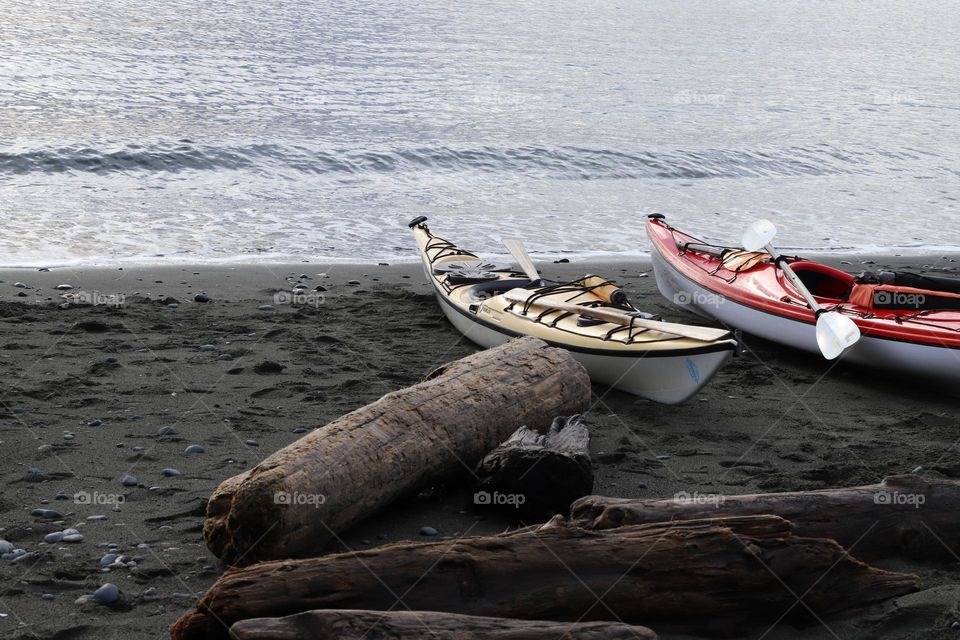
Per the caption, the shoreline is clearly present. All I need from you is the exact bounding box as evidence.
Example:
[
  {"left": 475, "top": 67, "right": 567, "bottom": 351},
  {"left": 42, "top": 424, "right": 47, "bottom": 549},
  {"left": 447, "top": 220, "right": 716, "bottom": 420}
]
[
  {"left": 1, "top": 250, "right": 957, "bottom": 288},
  {"left": 1, "top": 256, "right": 959, "bottom": 639},
  {"left": 1, "top": 248, "right": 958, "bottom": 273}
]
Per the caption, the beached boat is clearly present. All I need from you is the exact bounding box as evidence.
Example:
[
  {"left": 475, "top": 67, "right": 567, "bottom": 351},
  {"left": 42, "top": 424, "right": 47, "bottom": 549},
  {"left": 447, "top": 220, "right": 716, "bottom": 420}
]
[
  {"left": 646, "top": 214, "right": 960, "bottom": 381},
  {"left": 408, "top": 216, "right": 738, "bottom": 404}
]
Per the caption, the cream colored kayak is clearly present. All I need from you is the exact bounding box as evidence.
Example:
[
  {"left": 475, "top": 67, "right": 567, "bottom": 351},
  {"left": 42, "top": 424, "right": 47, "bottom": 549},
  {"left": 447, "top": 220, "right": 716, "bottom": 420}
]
[{"left": 408, "top": 217, "right": 737, "bottom": 404}]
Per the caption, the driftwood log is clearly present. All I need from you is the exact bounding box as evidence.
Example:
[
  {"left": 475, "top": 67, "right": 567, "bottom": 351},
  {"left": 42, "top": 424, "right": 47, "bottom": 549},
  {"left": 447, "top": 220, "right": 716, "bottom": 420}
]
[
  {"left": 204, "top": 337, "right": 591, "bottom": 565},
  {"left": 228, "top": 610, "right": 658, "bottom": 639},
  {"left": 474, "top": 414, "right": 592, "bottom": 520},
  {"left": 572, "top": 474, "right": 960, "bottom": 561},
  {"left": 172, "top": 515, "right": 918, "bottom": 640}
]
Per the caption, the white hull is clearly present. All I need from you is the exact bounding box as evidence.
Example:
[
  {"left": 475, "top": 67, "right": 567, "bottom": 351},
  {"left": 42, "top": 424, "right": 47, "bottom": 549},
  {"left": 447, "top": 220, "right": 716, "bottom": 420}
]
[
  {"left": 652, "top": 251, "right": 960, "bottom": 381},
  {"left": 436, "top": 293, "right": 733, "bottom": 404}
]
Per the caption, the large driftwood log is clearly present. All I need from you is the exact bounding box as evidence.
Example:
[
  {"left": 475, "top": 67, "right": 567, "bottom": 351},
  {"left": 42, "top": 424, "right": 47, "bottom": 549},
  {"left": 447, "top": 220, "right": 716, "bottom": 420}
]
[
  {"left": 172, "top": 515, "right": 918, "bottom": 640},
  {"left": 571, "top": 474, "right": 960, "bottom": 561},
  {"left": 204, "top": 337, "right": 591, "bottom": 565},
  {"left": 474, "top": 414, "right": 592, "bottom": 520},
  {"left": 228, "top": 610, "right": 658, "bottom": 640}
]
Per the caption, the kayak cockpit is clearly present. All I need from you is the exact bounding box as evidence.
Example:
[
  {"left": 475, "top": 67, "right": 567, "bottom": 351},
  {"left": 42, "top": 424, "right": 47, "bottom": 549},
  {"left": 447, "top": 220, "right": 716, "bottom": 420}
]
[
  {"left": 787, "top": 261, "right": 855, "bottom": 301},
  {"left": 461, "top": 278, "right": 537, "bottom": 302},
  {"left": 787, "top": 262, "right": 960, "bottom": 311}
]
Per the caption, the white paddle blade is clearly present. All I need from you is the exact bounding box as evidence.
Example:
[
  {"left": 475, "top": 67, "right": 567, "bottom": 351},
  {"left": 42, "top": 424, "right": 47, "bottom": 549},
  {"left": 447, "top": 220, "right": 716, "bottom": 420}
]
[
  {"left": 501, "top": 238, "right": 541, "bottom": 282},
  {"left": 815, "top": 312, "right": 861, "bottom": 360},
  {"left": 742, "top": 219, "right": 778, "bottom": 252}
]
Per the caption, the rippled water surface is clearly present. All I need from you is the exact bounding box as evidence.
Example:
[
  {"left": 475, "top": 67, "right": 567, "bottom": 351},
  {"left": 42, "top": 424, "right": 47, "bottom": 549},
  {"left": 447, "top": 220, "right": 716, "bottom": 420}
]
[{"left": 1, "top": 0, "right": 958, "bottom": 265}]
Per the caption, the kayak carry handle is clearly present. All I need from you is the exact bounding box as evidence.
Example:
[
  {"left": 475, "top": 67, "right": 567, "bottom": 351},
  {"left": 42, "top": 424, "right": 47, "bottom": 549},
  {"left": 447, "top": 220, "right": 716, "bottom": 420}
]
[{"left": 408, "top": 215, "right": 428, "bottom": 228}]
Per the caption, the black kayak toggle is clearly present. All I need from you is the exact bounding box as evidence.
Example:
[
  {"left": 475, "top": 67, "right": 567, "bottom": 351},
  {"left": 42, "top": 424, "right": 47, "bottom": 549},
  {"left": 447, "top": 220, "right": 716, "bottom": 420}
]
[{"left": 407, "top": 215, "right": 428, "bottom": 228}]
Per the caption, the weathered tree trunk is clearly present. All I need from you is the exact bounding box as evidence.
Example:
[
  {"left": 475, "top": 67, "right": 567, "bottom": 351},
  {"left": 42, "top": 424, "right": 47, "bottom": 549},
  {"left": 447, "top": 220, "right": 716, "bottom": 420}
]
[
  {"left": 474, "top": 414, "right": 592, "bottom": 520},
  {"left": 204, "top": 337, "right": 591, "bottom": 565},
  {"left": 228, "top": 610, "right": 658, "bottom": 640},
  {"left": 571, "top": 474, "right": 960, "bottom": 561},
  {"left": 172, "top": 515, "right": 918, "bottom": 640}
]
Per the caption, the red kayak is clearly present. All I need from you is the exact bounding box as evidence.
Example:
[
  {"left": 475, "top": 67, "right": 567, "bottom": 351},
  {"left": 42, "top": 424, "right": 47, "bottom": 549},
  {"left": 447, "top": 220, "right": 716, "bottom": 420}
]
[{"left": 646, "top": 214, "right": 960, "bottom": 381}]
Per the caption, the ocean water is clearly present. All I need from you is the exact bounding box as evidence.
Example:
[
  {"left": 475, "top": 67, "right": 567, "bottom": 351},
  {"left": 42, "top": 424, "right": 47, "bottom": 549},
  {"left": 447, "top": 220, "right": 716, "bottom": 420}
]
[{"left": 1, "top": 0, "right": 958, "bottom": 267}]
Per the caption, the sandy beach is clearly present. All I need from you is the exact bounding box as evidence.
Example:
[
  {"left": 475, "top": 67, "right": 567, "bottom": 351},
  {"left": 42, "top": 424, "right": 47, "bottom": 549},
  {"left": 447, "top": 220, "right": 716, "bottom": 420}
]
[{"left": 1, "top": 254, "right": 959, "bottom": 640}]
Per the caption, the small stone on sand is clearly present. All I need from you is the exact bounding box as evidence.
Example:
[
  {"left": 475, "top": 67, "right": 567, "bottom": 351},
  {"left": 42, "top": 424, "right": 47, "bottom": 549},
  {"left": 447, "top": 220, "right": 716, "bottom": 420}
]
[
  {"left": 2, "top": 548, "right": 26, "bottom": 561},
  {"left": 31, "top": 509, "right": 63, "bottom": 519},
  {"left": 92, "top": 583, "right": 119, "bottom": 604},
  {"left": 44, "top": 531, "right": 64, "bottom": 543},
  {"left": 254, "top": 361, "right": 284, "bottom": 374}
]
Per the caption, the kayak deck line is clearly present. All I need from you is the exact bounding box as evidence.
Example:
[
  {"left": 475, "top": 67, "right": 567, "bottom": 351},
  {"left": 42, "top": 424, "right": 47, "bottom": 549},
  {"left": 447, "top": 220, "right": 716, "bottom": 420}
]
[
  {"left": 442, "top": 276, "right": 686, "bottom": 348},
  {"left": 428, "top": 277, "right": 736, "bottom": 359}
]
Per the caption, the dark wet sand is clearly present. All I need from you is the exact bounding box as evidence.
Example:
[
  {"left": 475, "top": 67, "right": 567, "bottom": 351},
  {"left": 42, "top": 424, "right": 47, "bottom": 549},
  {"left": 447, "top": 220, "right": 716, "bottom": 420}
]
[{"left": 1, "top": 255, "right": 959, "bottom": 640}]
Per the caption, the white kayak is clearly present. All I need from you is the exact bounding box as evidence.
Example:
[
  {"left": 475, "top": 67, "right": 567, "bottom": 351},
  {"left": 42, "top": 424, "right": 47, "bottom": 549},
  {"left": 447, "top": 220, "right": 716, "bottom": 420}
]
[{"left": 409, "top": 216, "right": 738, "bottom": 404}]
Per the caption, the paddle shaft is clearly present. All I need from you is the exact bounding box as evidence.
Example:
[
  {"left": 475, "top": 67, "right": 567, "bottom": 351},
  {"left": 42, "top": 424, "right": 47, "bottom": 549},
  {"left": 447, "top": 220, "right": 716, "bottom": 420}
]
[
  {"left": 503, "top": 291, "right": 730, "bottom": 342},
  {"left": 762, "top": 243, "right": 823, "bottom": 313}
]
